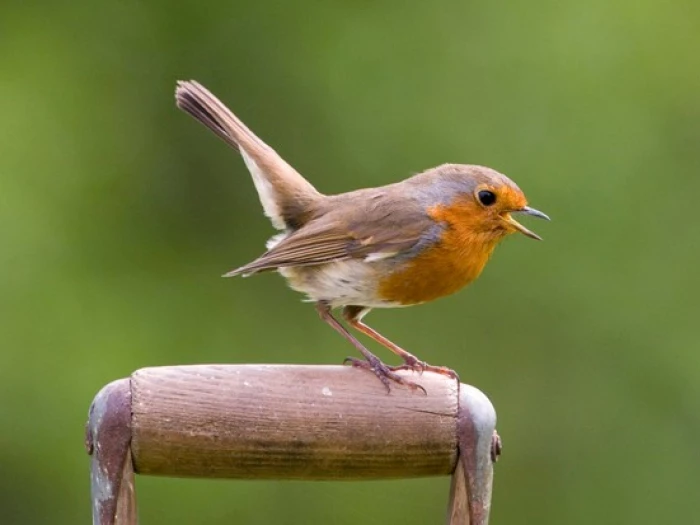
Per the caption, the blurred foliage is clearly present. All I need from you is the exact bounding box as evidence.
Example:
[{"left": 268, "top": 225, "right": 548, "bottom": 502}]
[{"left": 1, "top": 0, "right": 699, "bottom": 523}]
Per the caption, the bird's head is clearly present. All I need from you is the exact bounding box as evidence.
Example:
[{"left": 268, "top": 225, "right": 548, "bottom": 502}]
[{"left": 416, "top": 164, "right": 550, "bottom": 242}]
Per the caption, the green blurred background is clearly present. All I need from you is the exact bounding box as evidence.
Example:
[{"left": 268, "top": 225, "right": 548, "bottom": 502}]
[{"left": 1, "top": 0, "right": 698, "bottom": 523}]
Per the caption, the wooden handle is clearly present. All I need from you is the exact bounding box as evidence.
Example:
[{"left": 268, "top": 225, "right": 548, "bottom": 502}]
[{"left": 130, "top": 364, "right": 459, "bottom": 480}]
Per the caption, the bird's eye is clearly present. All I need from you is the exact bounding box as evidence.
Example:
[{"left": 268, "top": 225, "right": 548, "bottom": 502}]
[{"left": 477, "top": 190, "right": 497, "bottom": 206}]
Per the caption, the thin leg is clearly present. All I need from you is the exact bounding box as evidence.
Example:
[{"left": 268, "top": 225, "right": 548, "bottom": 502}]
[
  {"left": 343, "top": 305, "right": 459, "bottom": 380},
  {"left": 315, "top": 301, "right": 425, "bottom": 394}
]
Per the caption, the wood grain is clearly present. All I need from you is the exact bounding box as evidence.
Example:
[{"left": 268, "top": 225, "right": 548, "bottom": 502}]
[{"left": 131, "top": 364, "right": 459, "bottom": 480}]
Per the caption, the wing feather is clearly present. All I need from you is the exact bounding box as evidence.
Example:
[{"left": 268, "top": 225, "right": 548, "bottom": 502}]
[{"left": 224, "top": 192, "right": 434, "bottom": 277}]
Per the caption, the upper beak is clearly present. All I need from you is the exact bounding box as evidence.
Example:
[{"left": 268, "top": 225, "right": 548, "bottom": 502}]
[{"left": 503, "top": 206, "right": 550, "bottom": 240}]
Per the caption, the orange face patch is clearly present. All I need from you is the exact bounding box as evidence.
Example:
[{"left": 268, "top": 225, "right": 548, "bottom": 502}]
[{"left": 377, "top": 198, "right": 506, "bottom": 305}]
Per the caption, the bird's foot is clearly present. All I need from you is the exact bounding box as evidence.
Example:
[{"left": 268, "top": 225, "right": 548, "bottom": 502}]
[
  {"left": 343, "top": 356, "right": 427, "bottom": 395},
  {"left": 391, "top": 355, "right": 460, "bottom": 381}
]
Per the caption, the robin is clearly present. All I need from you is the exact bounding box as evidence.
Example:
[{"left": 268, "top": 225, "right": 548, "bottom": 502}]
[{"left": 175, "top": 80, "right": 549, "bottom": 392}]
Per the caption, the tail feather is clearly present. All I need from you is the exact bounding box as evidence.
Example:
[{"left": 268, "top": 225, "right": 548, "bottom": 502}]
[
  {"left": 175, "top": 88, "right": 236, "bottom": 147},
  {"left": 175, "top": 80, "right": 321, "bottom": 230}
]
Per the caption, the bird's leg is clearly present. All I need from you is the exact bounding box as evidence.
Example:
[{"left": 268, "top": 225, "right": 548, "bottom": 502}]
[
  {"left": 342, "top": 305, "right": 459, "bottom": 380},
  {"left": 315, "top": 301, "right": 425, "bottom": 394}
]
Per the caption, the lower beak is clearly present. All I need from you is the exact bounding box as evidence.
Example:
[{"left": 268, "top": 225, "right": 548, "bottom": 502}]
[{"left": 503, "top": 206, "right": 550, "bottom": 240}]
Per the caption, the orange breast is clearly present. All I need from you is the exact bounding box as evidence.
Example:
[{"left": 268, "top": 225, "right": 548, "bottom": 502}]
[{"left": 377, "top": 199, "right": 500, "bottom": 305}]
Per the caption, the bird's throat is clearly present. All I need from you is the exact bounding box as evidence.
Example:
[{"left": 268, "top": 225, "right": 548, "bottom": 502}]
[{"left": 377, "top": 203, "right": 501, "bottom": 305}]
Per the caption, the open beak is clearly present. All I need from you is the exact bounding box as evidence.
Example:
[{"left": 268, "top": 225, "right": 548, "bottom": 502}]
[{"left": 503, "top": 206, "right": 550, "bottom": 240}]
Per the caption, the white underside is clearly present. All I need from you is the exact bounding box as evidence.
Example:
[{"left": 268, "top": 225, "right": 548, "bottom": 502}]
[
  {"left": 278, "top": 259, "right": 401, "bottom": 308},
  {"left": 241, "top": 151, "right": 286, "bottom": 230},
  {"left": 265, "top": 231, "right": 403, "bottom": 308}
]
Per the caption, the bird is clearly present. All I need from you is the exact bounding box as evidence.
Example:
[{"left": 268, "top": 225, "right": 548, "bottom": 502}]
[{"left": 175, "top": 80, "right": 549, "bottom": 392}]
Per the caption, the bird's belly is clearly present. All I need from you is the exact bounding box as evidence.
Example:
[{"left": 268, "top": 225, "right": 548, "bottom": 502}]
[{"left": 279, "top": 260, "right": 397, "bottom": 308}]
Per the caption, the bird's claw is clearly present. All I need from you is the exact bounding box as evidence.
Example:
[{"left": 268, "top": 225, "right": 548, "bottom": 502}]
[
  {"left": 392, "top": 356, "right": 460, "bottom": 381},
  {"left": 343, "top": 357, "right": 427, "bottom": 395}
]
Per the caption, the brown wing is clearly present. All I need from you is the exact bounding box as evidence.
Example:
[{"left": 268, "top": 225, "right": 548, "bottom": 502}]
[{"left": 224, "top": 188, "right": 434, "bottom": 276}]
